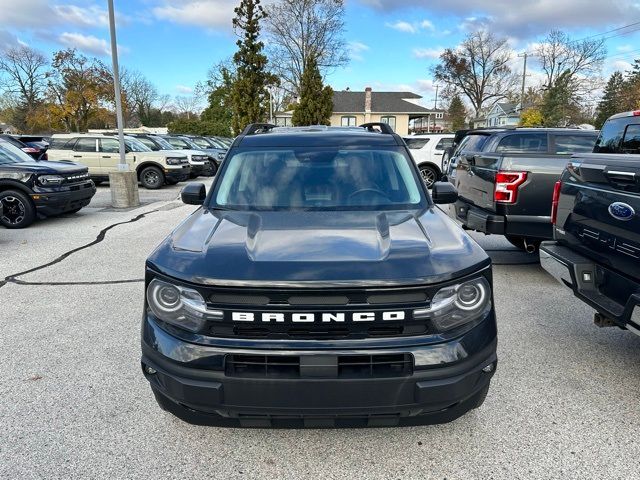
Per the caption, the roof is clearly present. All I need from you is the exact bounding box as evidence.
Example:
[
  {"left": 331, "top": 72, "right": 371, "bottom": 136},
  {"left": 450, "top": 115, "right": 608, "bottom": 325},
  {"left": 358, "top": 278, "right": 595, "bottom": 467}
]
[
  {"left": 333, "top": 91, "right": 432, "bottom": 114},
  {"left": 237, "top": 126, "right": 403, "bottom": 148},
  {"left": 490, "top": 102, "right": 519, "bottom": 116}
]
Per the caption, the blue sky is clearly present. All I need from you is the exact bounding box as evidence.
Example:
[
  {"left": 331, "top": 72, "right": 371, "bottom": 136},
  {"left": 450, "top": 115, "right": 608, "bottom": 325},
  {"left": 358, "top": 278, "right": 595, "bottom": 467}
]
[{"left": 2, "top": 0, "right": 640, "bottom": 106}]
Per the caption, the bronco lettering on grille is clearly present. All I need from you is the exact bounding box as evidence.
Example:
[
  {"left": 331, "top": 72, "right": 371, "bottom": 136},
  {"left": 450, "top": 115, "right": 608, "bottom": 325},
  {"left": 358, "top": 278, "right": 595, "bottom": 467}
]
[{"left": 232, "top": 311, "right": 406, "bottom": 323}]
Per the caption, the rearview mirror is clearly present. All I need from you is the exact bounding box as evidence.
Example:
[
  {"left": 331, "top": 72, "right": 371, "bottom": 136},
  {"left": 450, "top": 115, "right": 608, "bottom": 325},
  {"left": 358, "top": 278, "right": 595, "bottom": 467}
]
[
  {"left": 431, "top": 182, "right": 458, "bottom": 205},
  {"left": 181, "top": 182, "right": 206, "bottom": 205}
]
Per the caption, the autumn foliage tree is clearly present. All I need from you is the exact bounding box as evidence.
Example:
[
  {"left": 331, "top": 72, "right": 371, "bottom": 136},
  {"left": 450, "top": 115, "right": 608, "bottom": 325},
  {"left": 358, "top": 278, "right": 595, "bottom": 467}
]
[{"left": 47, "top": 49, "right": 111, "bottom": 132}]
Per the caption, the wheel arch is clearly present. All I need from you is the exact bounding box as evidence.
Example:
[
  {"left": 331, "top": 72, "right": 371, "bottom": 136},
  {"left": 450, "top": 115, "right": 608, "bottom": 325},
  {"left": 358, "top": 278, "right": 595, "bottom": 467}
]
[
  {"left": 135, "top": 161, "right": 164, "bottom": 179},
  {"left": 417, "top": 161, "right": 442, "bottom": 176},
  {"left": 0, "top": 180, "right": 35, "bottom": 197}
]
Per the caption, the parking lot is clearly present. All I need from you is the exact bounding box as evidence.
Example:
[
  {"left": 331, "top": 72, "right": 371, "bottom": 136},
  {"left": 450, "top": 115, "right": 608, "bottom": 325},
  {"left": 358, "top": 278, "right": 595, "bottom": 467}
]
[{"left": 1, "top": 179, "right": 639, "bottom": 480}]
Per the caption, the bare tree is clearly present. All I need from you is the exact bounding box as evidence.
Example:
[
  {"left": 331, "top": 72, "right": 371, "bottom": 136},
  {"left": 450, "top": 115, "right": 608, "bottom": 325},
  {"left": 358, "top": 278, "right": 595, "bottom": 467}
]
[
  {"left": 0, "top": 45, "right": 49, "bottom": 129},
  {"left": 173, "top": 95, "right": 205, "bottom": 119},
  {"left": 128, "top": 73, "right": 159, "bottom": 126},
  {"left": 536, "top": 30, "right": 606, "bottom": 90},
  {"left": 264, "top": 0, "right": 348, "bottom": 95},
  {"left": 433, "top": 31, "right": 518, "bottom": 117}
]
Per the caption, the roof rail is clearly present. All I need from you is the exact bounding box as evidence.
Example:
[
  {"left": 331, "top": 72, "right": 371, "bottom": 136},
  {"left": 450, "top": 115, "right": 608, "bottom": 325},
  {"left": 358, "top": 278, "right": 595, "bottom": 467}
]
[
  {"left": 360, "top": 122, "right": 395, "bottom": 135},
  {"left": 241, "top": 123, "right": 277, "bottom": 136}
]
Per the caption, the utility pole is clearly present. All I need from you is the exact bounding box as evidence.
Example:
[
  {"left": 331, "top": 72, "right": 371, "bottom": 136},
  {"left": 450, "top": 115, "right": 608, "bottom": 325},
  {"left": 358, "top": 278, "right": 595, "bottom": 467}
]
[
  {"left": 107, "top": 0, "right": 139, "bottom": 208},
  {"left": 518, "top": 53, "right": 528, "bottom": 111}
]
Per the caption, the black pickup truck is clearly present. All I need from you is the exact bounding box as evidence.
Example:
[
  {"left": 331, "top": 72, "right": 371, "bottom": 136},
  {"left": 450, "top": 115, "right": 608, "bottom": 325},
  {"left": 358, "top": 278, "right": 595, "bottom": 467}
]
[
  {"left": 540, "top": 111, "right": 640, "bottom": 336},
  {"left": 141, "top": 123, "right": 497, "bottom": 428},
  {"left": 449, "top": 128, "right": 598, "bottom": 251}
]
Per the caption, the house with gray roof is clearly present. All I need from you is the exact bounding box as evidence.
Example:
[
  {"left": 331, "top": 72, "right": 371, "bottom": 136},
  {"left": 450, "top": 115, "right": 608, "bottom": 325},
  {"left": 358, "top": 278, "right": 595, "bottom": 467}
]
[
  {"left": 275, "top": 88, "right": 438, "bottom": 135},
  {"left": 484, "top": 102, "right": 521, "bottom": 128}
]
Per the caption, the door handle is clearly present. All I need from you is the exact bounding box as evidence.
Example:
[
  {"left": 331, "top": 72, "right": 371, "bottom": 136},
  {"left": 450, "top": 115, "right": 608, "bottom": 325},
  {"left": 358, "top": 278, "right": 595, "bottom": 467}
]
[
  {"left": 73, "top": 155, "right": 82, "bottom": 158},
  {"left": 102, "top": 156, "right": 112, "bottom": 158}
]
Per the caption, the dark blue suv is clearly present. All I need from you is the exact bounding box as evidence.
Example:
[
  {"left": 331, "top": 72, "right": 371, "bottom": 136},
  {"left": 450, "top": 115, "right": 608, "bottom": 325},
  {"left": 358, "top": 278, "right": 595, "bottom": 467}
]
[{"left": 141, "top": 124, "right": 497, "bottom": 427}]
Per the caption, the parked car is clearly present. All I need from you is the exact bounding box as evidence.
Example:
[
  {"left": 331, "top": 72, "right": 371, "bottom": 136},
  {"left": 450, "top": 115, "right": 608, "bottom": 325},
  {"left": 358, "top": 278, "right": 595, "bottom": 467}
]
[
  {"left": 164, "top": 135, "right": 227, "bottom": 165},
  {"left": 0, "top": 137, "right": 95, "bottom": 229},
  {"left": 141, "top": 122, "right": 497, "bottom": 427},
  {"left": 182, "top": 135, "right": 228, "bottom": 164},
  {"left": 449, "top": 128, "right": 598, "bottom": 251},
  {"left": 208, "top": 136, "right": 233, "bottom": 148},
  {"left": 47, "top": 134, "right": 190, "bottom": 189},
  {"left": 0, "top": 134, "right": 47, "bottom": 160},
  {"left": 126, "top": 133, "right": 216, "bottom": 177},
  {"left": 403, "top": 133, "right": 455, "bottom": 187},
  {"left": 540, "top": 111, "right": 640, "bottom": 336}
]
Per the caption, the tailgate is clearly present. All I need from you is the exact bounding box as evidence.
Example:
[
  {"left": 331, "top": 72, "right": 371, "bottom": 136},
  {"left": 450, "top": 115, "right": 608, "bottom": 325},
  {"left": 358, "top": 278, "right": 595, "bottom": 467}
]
[
  {"left": 557, "top": 155, "right": 640, "bottom": 277},
  {"left": 454, "top": 153, "right": 501, "bottom": 211}
]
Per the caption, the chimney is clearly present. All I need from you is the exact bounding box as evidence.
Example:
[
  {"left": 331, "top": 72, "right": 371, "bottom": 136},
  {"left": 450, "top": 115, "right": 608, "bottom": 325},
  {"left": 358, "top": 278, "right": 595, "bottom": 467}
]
[{"left": 365, "top": 87, "right": 372, "bottom": 114}]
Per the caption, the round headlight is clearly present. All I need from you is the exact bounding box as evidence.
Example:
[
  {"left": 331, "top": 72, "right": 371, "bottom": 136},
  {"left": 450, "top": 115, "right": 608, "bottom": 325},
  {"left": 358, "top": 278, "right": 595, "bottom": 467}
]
[
  {"left": 149, "top": 282, "right": 182, "bottom": 313},
  {"left": 455, "top": 282, "right": 487, "bottom": 311}
]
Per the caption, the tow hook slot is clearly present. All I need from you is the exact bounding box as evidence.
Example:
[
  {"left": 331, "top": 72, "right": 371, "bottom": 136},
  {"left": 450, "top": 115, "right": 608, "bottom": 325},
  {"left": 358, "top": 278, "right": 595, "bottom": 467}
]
[{"left": 594, "top": 313, "right": 617, "bottom": 328}]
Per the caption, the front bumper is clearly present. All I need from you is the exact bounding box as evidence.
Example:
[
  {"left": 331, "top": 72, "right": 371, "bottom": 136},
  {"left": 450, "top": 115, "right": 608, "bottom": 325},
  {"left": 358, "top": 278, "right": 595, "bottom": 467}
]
[
  {"left": 32, "top": 182, "right": 96, "bottom": 216},
  {"left": 165, "top": 166, "right": 191, "bottom": 183},
  {"left": 540, "top": 242, "right": 640, "bottom": 334},
  {"left": 141, "top": 314, "right": 497, "bottom": 427},
  {"left": 454, "top": 199, "right": 552, "bottom": 239}
]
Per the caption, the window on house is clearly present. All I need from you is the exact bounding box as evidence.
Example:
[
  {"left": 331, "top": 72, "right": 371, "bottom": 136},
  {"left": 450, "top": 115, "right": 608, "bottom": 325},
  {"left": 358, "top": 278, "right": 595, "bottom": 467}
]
[
  {"left": 436, "top": 113, "right": 444, "bottom": 119},
  {"left": 276, "top": 117, "right": 292, "bottom": 127},
  {"left": 380, "top": 116, "right": 396, "bottom": 131},
  {"left": 340, "top": 116, "right": 357, "bottom": 127}
]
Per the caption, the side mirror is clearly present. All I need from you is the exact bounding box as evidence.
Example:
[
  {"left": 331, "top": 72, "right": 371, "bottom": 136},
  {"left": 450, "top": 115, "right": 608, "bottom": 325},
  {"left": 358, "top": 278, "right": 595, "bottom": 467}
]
[
  {"left": 181, "top": 182, "right": 206, "bottom": 205},
  {"left": 431, "top": 182, "right": 458, "bottom": 205}
]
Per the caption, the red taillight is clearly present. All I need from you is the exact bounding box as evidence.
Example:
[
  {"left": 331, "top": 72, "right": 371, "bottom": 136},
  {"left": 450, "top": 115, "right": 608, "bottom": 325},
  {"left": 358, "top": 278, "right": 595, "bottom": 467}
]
[
  {"left": 551, "top": 180, "right": 562, "bottom": 225},
  {"left": 633, "top": 110, "right": 640, "bottom": 116},
  {"left": 494, "top": 171, "right": 527, "bottom": 204},
  {"left": 22, "top": 147, "right": 38, "bottom": 153}
]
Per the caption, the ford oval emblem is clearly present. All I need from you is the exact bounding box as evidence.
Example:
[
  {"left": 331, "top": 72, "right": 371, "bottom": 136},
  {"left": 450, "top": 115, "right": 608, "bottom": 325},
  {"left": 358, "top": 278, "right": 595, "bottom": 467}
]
[{"left": 608, "top": 202, "right": 635, "bottom": 221}]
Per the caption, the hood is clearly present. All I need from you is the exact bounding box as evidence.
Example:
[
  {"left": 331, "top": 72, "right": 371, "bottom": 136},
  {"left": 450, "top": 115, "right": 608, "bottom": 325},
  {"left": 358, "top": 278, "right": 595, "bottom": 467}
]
[
  {"left": 2, "top": 160, "right": 87, "bottom": 174},
  {"left": 147, "top": 208, "right": 490, "bottom": 287}
]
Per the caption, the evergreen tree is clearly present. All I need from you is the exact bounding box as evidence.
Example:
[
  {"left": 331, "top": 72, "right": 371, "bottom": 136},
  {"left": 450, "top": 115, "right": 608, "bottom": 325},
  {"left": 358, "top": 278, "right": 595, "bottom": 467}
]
[
  {"left": 201, "top": 66, "right": 234, "bottom": 136},
  {"left": 623, "top": 60, "right": 640, "bottom": 111},
  {"left": 447, "top": 94, "right": 467, "bottom": 131},
  {"left": 230, "top": 0, "right": 271, "bottom": 134},
  {"left": 595, "top": 72, "right": 626, "bottom": 128},
  {"left": 292, "top": 55, "right": 333, "bottom": 126},
  {"left": 541, "top": 70, "right": 578, "bottom": 127}
]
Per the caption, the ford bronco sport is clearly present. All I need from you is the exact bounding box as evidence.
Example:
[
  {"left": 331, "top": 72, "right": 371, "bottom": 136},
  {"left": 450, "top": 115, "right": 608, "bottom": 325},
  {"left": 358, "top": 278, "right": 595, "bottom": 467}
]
[{"left": 141, "top": 123, "right": 497, "bottom": 427}]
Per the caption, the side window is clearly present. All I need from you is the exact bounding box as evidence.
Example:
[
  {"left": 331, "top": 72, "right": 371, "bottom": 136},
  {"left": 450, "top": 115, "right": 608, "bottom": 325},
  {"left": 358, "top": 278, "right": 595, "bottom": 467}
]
[
  {"left": 167, "top": 138, "right": 187, "bottom": 149},
  {"left": 49, "top": 138, "right": 74, "bottom": 150},
  {"left": 380, "top": 116, "right": 396, "bottom": 132},
  {"left": 554, "top": 135, "right": 597, "bottom": 154},
  {"left": 496, "top": 134, "right": 548, "bottom": 153},
  {"left": 404, "top": 138, "right": 430, "bottom": 150},
  {"left": 594, "top": 117, "right": 628, "bottom": 153},
  {"left": 100, "top": 138, "right": 120, "bottom": 153},
  {"left": 137, "top": 137, "right": 158, "bottom": 150},
  {"left": 621, "top": 124, "right": 640, "bottom": 154},
  {"left": 74, "top": 138, "right": 97, "bottom": 152},
  {"left": 436, "top": 138, "right": 454, "bottom": 150},
  {"left": 341, "top": 116, "right": 357, "bottom": 127}
]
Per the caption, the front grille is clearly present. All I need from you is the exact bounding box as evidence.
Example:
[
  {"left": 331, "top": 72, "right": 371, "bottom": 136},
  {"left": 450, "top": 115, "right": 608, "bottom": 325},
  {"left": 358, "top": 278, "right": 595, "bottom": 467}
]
[
  {"left": 62, "top": 172, "right": 91, "bottom": 184},
  {"left": 225, "top": 353, "right": 413, "bottom": 379},
  {"left": 203, "top": 284, "right": 433, "bottom": 340}
]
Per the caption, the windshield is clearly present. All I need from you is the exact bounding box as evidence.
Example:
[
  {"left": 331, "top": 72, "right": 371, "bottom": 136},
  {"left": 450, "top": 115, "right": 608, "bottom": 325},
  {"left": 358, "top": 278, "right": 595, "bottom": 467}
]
[
  {"left": 0, "top": 142, "right": 35, "bottom": 164},
  {"left": 152, "top": 136, "right": 176, "bottom": 150},
  {"left": 212, "top": 147, "right": 426, "bottom": 211},
  {"left": 125, "top": 138, "right": 152, "bottom": 152},
  {"left": 191, "top": 137, "right": 213, "bottom": 149}
]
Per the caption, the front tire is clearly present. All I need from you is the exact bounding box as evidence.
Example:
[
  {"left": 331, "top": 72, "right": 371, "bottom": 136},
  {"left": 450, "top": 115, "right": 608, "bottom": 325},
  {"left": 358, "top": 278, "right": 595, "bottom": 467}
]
[
  {"left": 140, "top": 166, "right": 165, "bottom": 190},
  {"left": 0, "top": 190, "right": 36, "bottom": 229},
  {"left": 419, "top": 164, "right": 439, "bottom": 188}
]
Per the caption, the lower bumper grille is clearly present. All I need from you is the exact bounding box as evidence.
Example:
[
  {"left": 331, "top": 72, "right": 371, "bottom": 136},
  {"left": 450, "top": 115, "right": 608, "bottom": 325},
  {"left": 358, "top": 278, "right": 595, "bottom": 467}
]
[{"left": 225, "top": 353, "right": 413, "bottom": 379}]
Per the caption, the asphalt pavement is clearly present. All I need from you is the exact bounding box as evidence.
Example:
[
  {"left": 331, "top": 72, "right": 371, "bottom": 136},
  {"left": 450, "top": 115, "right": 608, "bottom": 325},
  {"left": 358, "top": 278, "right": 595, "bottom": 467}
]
[{"left": 1, "top": 181, "right": 639, "bottom": 480}]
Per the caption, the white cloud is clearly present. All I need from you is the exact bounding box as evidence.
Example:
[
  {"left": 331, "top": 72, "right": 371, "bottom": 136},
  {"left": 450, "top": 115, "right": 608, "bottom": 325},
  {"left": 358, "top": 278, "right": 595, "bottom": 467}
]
[
  {"left": 413, "top": 47, "right": 445, "bottom": 59},
  {"left": 52, "top": 5, "right": 110, "bottom": 28},
  {"left": 348, "top": 41, "right": 370, "bottom": 61},
  {"left": 617, "top": 44, "right": 635, "bottom": 52},
  {"left": 57, "top": 32, "right": 128, "bottom": 57},
  {"left": 152, "top": 0, "right": 237, "bottom": 30},
  {"left": 175, "top": 85, "right": 194, "bottom": 94},
  {"left": 360, "top": 0, "right": 640, "bottom": 38},
  {"left": 386, "top": 21, "right": 417, "bottom": 34},
  {"left": 420, "top": 20, "right": 434, "bottom": 31}
]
